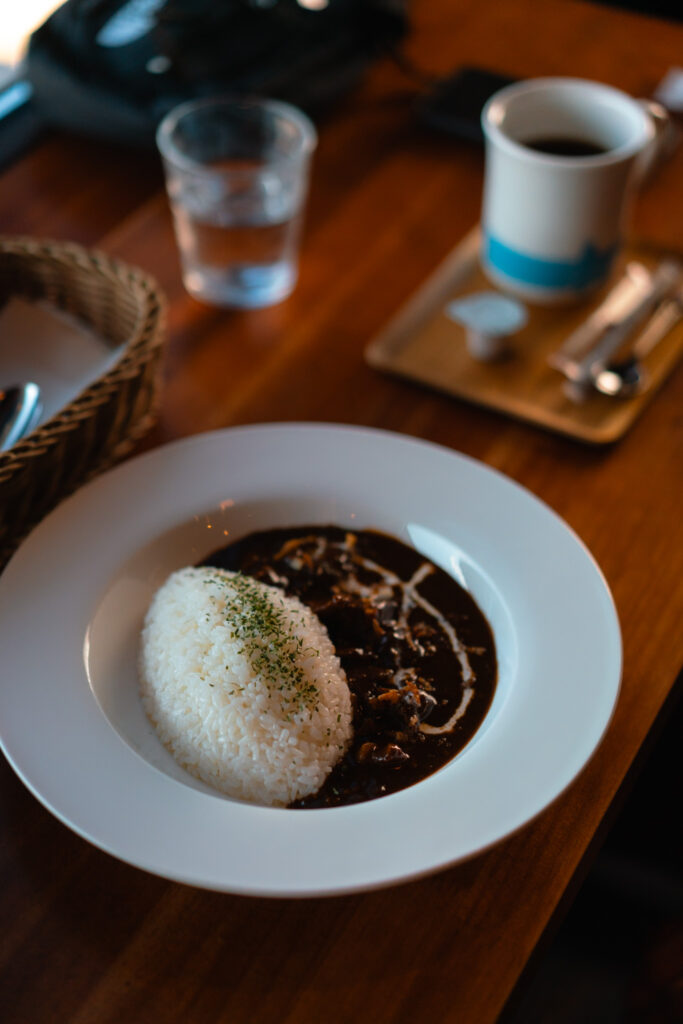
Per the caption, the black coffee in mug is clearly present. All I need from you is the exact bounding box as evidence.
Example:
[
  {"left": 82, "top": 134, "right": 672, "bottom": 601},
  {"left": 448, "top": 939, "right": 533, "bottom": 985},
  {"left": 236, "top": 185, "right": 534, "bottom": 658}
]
[{"left": 522, "top": 136, "right": 609, "bottom": 157}]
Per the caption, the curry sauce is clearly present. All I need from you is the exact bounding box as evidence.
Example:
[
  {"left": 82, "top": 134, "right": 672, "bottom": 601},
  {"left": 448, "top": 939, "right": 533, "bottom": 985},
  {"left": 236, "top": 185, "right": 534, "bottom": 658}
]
[{"left": 201, "top": 526, "right": 497, "bottom": 807}]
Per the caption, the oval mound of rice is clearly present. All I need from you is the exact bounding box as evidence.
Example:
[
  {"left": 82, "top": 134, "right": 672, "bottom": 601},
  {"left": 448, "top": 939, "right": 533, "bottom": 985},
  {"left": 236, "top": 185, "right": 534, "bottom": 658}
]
[{"left": 139, "top": 567, "right": 353, "bottom": 807}]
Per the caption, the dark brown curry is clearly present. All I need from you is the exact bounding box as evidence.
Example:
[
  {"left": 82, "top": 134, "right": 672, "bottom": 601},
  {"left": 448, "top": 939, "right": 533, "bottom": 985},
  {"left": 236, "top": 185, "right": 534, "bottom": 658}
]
[{"left": 201, "top": 526, "right": 496, "bottom": 807}]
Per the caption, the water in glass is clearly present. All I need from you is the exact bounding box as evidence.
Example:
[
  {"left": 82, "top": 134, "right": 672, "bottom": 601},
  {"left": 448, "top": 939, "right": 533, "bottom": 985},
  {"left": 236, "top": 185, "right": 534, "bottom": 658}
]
[{"left": 168, "top": 166, "right": 304, "bottom": 308}]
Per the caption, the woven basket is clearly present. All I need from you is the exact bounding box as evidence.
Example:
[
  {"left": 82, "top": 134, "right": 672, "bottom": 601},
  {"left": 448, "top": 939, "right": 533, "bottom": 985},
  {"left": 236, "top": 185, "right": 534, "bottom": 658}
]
[{"left": 0, "top": 237, "right": 166, "bottom": 567}]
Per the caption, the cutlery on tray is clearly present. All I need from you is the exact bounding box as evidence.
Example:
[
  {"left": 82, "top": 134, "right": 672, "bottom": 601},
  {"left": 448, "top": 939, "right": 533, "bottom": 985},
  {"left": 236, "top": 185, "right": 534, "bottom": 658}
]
[
  {"left": 593, "top": 294, "right": 683, "bottom": 397},
  {"left": 549, "top": 259, "right": 683, "bottom": 401}
]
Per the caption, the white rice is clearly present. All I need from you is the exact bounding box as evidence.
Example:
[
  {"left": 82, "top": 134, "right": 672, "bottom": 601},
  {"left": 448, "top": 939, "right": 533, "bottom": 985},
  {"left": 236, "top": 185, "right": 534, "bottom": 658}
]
[{"left": 139, "top": 566, "right": 353, "bottom": 807}]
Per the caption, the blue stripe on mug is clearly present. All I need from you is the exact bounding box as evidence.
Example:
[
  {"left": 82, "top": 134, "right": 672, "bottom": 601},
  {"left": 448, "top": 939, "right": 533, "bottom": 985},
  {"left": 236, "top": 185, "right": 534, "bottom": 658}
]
[{"left": 484, "top": 232, "right": 617, "bottom": 290}]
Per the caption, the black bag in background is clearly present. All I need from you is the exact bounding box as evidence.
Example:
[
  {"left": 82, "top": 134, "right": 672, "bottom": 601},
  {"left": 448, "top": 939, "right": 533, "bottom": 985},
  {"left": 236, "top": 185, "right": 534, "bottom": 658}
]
[{"left": 26, "top": 0, "right": 409, "bottom": 147}]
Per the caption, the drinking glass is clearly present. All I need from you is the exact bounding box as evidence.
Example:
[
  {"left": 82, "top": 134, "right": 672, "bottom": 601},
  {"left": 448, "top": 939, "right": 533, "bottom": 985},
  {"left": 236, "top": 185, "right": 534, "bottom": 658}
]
[{"left": 157, "top": 96, "right": 317, "bottom": 308}]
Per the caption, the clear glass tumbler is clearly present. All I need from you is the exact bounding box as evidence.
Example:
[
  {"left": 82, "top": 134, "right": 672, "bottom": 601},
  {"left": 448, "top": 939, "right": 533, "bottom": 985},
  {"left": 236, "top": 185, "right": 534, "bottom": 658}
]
[{"left": 157, "top": 96, "right": 317, "bottom": 309}]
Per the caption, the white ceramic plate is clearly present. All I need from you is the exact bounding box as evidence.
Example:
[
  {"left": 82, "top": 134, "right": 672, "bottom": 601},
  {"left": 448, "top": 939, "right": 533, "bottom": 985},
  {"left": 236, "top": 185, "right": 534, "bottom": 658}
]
[{"left": 0, "top": 424, "right": 621, "bottom": 897}]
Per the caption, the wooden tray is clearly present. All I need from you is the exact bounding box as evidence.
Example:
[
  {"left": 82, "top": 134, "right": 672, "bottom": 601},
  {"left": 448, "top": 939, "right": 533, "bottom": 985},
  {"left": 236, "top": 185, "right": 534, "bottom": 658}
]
[{"left": 366, "top": 228, "right": 683, "bottom": 444}]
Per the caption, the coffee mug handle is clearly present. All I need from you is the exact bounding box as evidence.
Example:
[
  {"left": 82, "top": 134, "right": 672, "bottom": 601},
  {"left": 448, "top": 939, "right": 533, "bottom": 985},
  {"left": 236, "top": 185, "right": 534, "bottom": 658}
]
[{"left": 635, "top": 99, "right": 678, "bottom": 181}]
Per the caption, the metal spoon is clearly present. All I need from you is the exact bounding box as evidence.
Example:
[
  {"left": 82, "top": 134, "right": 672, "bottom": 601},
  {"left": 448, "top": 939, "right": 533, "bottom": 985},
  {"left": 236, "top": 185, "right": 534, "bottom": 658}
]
[
  {"left": 0, "top": 383, "right": 42, "bottom": 451},
  {"left": 592, "top": 294, "right": 683, "bottom": 398}
]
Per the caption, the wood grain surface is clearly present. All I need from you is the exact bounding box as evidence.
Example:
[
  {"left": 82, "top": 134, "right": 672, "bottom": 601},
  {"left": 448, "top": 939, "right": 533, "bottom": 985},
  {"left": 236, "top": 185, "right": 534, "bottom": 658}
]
[{"left": 1, "top": 2, "right": 682, "bottom": 1022}]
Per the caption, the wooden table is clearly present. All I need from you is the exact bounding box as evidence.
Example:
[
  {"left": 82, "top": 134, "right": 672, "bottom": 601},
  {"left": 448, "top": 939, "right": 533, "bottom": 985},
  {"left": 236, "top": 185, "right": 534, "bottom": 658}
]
[{"left": 1, "top": 2, "right": 682, "bottom": 1021}]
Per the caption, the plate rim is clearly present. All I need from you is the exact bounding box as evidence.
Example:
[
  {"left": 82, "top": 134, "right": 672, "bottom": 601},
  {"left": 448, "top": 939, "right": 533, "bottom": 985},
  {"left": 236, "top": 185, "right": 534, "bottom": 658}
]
[{"left": 0, "top": 422, "right": 622, "bottom": 896}]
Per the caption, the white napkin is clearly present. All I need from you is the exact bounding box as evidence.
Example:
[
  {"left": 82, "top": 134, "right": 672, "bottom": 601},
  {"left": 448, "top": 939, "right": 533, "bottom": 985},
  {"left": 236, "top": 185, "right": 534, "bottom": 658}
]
[{"left": 0, "top": 296, "right": 124, "bottom": 430}]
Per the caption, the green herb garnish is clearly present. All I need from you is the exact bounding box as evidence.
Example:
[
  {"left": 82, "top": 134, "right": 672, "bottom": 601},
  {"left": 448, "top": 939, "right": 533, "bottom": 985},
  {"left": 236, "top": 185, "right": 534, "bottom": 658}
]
[{"left": 206, "top": 572, "right": 320, "bottom": 716}]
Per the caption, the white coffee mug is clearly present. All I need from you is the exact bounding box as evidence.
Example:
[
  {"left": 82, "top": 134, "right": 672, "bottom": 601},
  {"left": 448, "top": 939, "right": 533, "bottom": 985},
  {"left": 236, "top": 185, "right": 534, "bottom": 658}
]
[{"left": 480, "top": 78, "right": 660, "bottom": 304}]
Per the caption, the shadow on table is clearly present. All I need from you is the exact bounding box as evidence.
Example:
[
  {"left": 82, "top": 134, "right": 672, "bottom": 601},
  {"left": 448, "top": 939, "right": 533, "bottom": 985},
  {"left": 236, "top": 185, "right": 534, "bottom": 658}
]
[{"left": 505, "top": 687, "right": 683, "bottom": 1024}]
